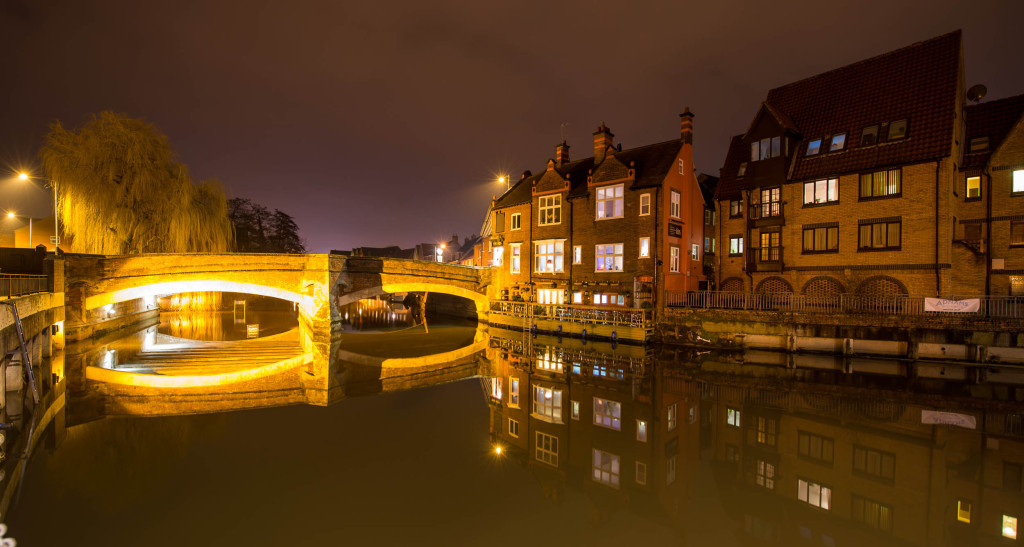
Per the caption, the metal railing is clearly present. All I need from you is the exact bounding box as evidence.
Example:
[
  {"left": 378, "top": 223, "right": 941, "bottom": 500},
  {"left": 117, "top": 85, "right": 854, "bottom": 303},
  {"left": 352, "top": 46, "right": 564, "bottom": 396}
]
[
  {"left": 667, "top": 291, "right": 1024, "bottom": 319},
  {"left": 490, "top": 300, "right": 652, "bottom": 328},
  {"left": 749, "top": 201, "right": 783, "bottom": 220},
  {"left": 0, "top": 274, "right": 48, "bottom": 298}
]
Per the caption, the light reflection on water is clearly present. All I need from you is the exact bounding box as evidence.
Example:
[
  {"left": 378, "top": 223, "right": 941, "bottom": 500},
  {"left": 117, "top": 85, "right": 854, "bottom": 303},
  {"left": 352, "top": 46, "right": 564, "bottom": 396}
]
[{"left": 159, "top": 310, "right": 298, "bottom": 341}]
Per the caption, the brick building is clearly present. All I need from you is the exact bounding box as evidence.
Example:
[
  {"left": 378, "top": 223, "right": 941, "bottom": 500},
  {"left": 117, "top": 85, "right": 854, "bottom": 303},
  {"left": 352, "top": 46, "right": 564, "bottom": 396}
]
[
  {"left": 713, "top": 30, "right": 1024, "bottom": 299},
  {"left": 698, "top": 174, "right": 719, "bottom": 290},
  {"left": 488, "top": 112, "right": 705, "bottom": 308}
]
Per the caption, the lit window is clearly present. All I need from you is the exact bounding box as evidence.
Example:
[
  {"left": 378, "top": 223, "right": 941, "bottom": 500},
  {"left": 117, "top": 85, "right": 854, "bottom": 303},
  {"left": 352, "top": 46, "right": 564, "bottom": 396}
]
[
  {"left": 595, "top": 244, "right": 623, "bottom": 272},
  {"left": 636, "top": 461, "right": 647, "bottom": 485},
  {"left": 571, "top": 400, "right": 580, "bottom": 420},
  {"left": 669, "top": 246, "right": 680, "bottom": 272},
  {"left": 1013, "top": 276, "right": 1024, "bottom": 297},
  {"left": 592, "top": 449, "right": 620, "bottom": 488},
  {"left": 803, "top": 225, "right": 839, "bottom": 253},
  {"left": 639, "top": 237, "right": 650, "bottom": 258},
  {"left": 797, "top": 478, "right": 831, "bottom": 510},
  {"left": 1004, "top": 515, "right": 1018, "bottom": 539},
  {"left": 593, "top": 397, "right": 622, "bottom": 430},
  {"left": 492, "top": 246, "right": 503, "bottom": 266},
  {"left": 667, "top": 403, "right": 678, "bottom": 431},
  {"left": 510, "top": 212, "right": 521, "bottom": 230},
  {"left": 538, "top": 194, "right": 561, "bottom": 225},
  {"left": 887, "top": 119, "right": 907, "bottom": 140},
  {"left": 535, "top": 431, "right": 558, "bottom": 466},
  {"left": 966, "top": 176, "right": 981, "bottom": 199},
  {"left": 572, "top": 291, "right": 582, "bottom": 304},
  {"left": 859, "top": 219, "right": 901, "bottom": 250},
  {"left": 861, "top": 126, "right": 878, "bottom": 146},
  {"left": 532, "top": 385, "right": 562, "bottom": 422},
  {"left": 666, "top": 455, "right": 677, "bottom": 485},
  {"left": 957, "top": 500, "right": 971, "bottom": 523},
  {"left": 488, "top": 377, "right": 502, "bottom": 400},
  {"left": 756, "top": 416, "right": 777, "bottom": 447},
  {"left": 671, "top": 190, "right": 681, "bottom": 218},
  {"left": 803, "top": 178, "right": 839, "bottom": 204},
  {"left": 1014, "top": 170, "right": 1024, "bottom": 193},
  {"left": 829, "top": 133, "right": 846, "bottom": 151},
  {"left": 637, "top": 420, "right": 648, "bottom": 442},
  {"left": 639, "top": 193, "right": 651, "bottom": 216},
  {"left": 806, "top": 139, "right": 822, "bottom": 155},
  {"left": 737, "top": 162, "right": 747, "bottom": 177},
  {"left": 593, "top": 293, "right": 625, "bottom": 306},
  {"left": 509, "top": 243, "right": 521, "bottom": 274},
  {"left": 536, "top": 347, "right": 563, "bottom": 371},
  {"left": 756, "top": 459, "right": 776, "bottom": 490},
  {"left": 969, "top": 136, "right": 989, "bottom": 152},
  {"left": 751, "top": 137, "right": 782, "bottom": 161},
  {"left": 596, "top": 184, "right": 624, "bottom": 219},
  {"left": 573, "top": 245, "right": 581, "bottom": 264},
  {"left": 726, "top": 407, "right": 741, "bottom": 427},
  {"left": 729, "top": 236, "right": 743, "bottom": 256},
  {"left": 509, "top": 377, "right": 519, "bottom": 407},
  {"left": 534, "top": 240, "right": 564, "bottom": 273},
  {"left": 860, "top": 168, "right": 901, "bottom": 198},
  {"left": 508, "top": 418, "right": 519, "bottom": 438},
  {"left": 536, "top": 288, "right": 563, "bottom": 305},
  {"left": 729, "top": 199, "right": 742, "bottom": 217}
]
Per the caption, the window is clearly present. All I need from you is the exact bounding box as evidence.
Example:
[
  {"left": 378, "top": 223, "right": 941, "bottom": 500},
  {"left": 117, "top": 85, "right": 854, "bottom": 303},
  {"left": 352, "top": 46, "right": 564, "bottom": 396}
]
[
  {"left": 639, "top": 193, "right": 651, "bottom": 216},
  {"left": 859, "top": 219, "right": 901, "bottom": 250},
  {"left": 666, "top": 456, "right": 677, "bottom": 485},
  {"left": 887, "top": 119, "right": 907, "bottom": 140},
  {"left": 492, "top": 246, "right": 504, "bottom": 266},
  {"left": 509, "top": 243, "right": 521, "bottom": 274},
  {"left": 797, "top": 478, "right": 832, "bottom": 510},
  {"left": 807, "top": 139, "right": 822, "bottom": 155},
  {"left": 538, "top": 194, "right": 561, "bottom": 225},
  {"left": 534, "top": 240, "right": 564, "bottom": 272},
  {"left": 593, "top": 397, "right": 622, "bottom": 430},
  {"left": 678, "top": 158, "right": 685, "bottom": 174},
  {"left": 756, "top": 416, "right": 777, "bottom": 447},
  {"left": 969, "top": 136, "right": 989, "bottom": 152},
  {"left": 729, "top": 199, "right": 742, "bottom": 217},
  {"left": 852, "top": 495, "right": 893, "bottom": 532},
  {"left": 798, "top": 431, "right": 834, "bottom": 464},
  {"left": 729, "top": 236, "right": 744, "bottom": 256},
  {"left": 667, "top": 403, "right": 678, "bottom": 431},
  {"left": 704, "top": 237, "right": 716, "bottom": 253},
  {"left": 639, "top": 237, "right": 650, "bottom": 258},
  {"left": 532, "top": 385, "right": 562, "bottom": 422},
  {"left": 755, "top": 459, "right": 776, "bottom": 490},
  {"left": 510, "top": 212, "right": 521, "bottom": 230},
  {"left": 573, "top": 245, "right": 581, "bottom": 264},
  {"left": 571, "top": 400, "right": 580, "bottom": 420},
  {"left": 725, "top": 445, "right": 739, "bottom": 463},
  {"left": 802, "top": 225, "right": 839, "bottom": 253},
  {"left": 1014, "top": 170, "right": 1024, "bottom": 193},
  {"left": 1005, "top": 515, "right": 1018, "bottom": 539},
  {"left": 803, "top": 178, "right": 839, "bottom": 205},
  {"left": 637, "top": 419, "right": 648, "bottom": 442},
  {"left": 488, "top": 377, "right": 502, "bottom": 400},
  {"left": 495, "top": 211, "right": 505, "bottom": 233},
  {"left": 592, "top": 449, "right": 620, "bottom": 488},
  {"left": 508, "top": 418, "right": 519, "bottom": 438},
  {"left": 861, "top": 126, "right": 878, "bottom": 146},
  {"left": 509, "top": 377, "right": 519, "bottom": 407},
  {"left": 1004, "top": 461, "right": 1022, "bottom": 490},
  {"left": 966, "top": 175, "right": 981, "bottom": 199},
  {"left": 671, "top": 190, "right": 681, "bottom": 218},
  {"left": 1012, "top": 276, "right": 1024, "bottom": 297},
  {"left": 596, "top": 184, "right": 624, "bottom": 219},
  {"left": 595, "top": 244, "right": 623, "bottom": 272},
  {"left": 572, "top": 291, "right": 582, "bottom": 304},
  {"left": 593, "top": 293, "right": 625, "bottom": 306},
  {"left": 636, "top": 461, "right": 647, "bottom": 485},
  {"left": 727, "top": 407, "right": 741, "bottom": 427},
  {"left": 829, "top": 133, "right": 846, "bottom": 152},
  {"left": 737, "top": 162, "right": 747, "bottom": 177},
  {"left": 759, "top": 231, "right": 780, "bottom": 262},
  {"left": 957, "top": 500, "right": 972, "bottom": 523},
  {"left": 853, "top": 445, "right": 895, "bottom": 482},
  {"left": 535, "top": 431, "right": 558, "bottom": 466},
  {"left": 536, "top": 288, "right": 563, "bottom": 305},
  {"left": 691, "top": 244, "right": 699, "bottom": 260},
  {"left": 536, "top": 347, "right": 562, "bottom": 371},
  {"left": 760, "top": 187, "right": 780, "bottom": 217},
  {"left": 670, "top": 246, "right": 680, "bottom": 272},
  {"left": 751, "top": 136, "right": 782, "bottom": 161},
  {"left": 859, "top": 168, "right": 901, "bottom": 198}
]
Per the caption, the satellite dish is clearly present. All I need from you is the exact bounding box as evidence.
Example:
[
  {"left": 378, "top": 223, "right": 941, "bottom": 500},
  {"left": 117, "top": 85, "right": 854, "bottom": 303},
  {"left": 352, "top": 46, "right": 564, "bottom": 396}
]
[{"left": 967, "top": 84, "right": 987, "bottom": 103}]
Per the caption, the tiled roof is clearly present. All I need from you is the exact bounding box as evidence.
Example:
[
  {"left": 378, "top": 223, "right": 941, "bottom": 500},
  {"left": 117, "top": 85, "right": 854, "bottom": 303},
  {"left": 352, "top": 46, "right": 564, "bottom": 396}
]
[
  {"left": 697, "top": 174, "right": 718, "bottom": 208},
  {"left": 717, "top": 31, "right": 962, "bottom": 199},
  {"left": 494, "top": 140, "right": 681, "bottom": 208},
  {"left": 962, "top": 94, "right": 1024, "bottom": 170},
  {"left": 715, "top": 135, "right": 748, "bottom": 200}
]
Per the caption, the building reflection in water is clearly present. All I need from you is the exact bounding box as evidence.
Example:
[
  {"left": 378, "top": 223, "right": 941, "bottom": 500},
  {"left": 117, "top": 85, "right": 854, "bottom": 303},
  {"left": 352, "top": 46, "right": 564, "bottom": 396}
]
[
  {"left": 336, "top": 296, "right": 413, "bottom": 332},
  {"left": 482, "top": 328, "right": 1024, "bottom": 546}
]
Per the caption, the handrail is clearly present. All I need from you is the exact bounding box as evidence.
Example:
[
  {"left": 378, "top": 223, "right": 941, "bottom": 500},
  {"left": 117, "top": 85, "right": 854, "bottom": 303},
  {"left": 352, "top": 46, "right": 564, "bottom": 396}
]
[
  {"left": 0, "top": 274, "right": 49, "bottom": 298},
  {"left": 490, "top": 300, "right": 652, "bottom": 328}
]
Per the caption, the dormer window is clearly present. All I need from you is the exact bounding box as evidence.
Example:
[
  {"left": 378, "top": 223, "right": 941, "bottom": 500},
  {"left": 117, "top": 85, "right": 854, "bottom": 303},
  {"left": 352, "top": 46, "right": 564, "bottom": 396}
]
[
  {"left": 737, "top": 162, "right": 747, "bottom": 177},
  {"left": 806, "top": 139, "right": 822, "bottom": 156},
  {"left": 751, "top": 137, "right": 782, "bottom": 162},
  {"left": 969, "top": 137, "right": 989, "bottom": 152},
  {"left": 829, "top": 133, "right": 847, "bottom": 152},
  {"left": 888, "top": 119, "right": 908, "bottom": 141},
  {"left": 861, "top": 126, "right": 878, "bottom": 146}
]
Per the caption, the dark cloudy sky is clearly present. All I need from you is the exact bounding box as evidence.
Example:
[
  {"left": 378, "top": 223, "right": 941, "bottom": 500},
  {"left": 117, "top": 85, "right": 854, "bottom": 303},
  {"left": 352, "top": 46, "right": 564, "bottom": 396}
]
[{"left": 2, "top": 0, "right": 1022, "bottom": 253}]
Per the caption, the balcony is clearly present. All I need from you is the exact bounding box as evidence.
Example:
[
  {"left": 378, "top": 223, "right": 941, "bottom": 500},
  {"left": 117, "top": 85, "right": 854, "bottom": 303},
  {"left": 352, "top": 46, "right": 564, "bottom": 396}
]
[
  {"left": 748, "top": 201, "right": 785, "bottom": 228},
  {"left": 748, "top": 246, "right": 783, "bottom": 272}
]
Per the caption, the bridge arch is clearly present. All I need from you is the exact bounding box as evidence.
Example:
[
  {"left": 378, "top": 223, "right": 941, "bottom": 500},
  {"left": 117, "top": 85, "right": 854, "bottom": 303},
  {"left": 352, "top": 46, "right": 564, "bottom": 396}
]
[
  {"left": 335, "top": 282, "right": 488, "bottom": 312},
  {"left": 85, "top": 280, "right": 314, "bottom": 313}
]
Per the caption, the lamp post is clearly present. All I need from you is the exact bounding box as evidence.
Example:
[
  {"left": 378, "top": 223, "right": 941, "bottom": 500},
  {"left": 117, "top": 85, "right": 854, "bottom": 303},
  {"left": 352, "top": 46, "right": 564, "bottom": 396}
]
[
  {"left": 16, "top": 173, "right": 59, "bottom": 252},
  {"left": 5, "top": 211, "right": 33, "bottom": 248}
]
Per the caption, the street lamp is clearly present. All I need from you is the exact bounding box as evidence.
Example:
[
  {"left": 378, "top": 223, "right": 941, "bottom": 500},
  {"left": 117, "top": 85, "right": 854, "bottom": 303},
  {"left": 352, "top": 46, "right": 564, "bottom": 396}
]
[
  {"left": 16, "top": 172, "right": 60, "bottom": 252},
  {"left": 6, "top": 211, "right": 36, "bottom": 248},
  {"left": 498, "top": 175, "right": 508, "bottom": 192},
  {"left": 436, "top": 243, "right": 446, "bottom": 263}
]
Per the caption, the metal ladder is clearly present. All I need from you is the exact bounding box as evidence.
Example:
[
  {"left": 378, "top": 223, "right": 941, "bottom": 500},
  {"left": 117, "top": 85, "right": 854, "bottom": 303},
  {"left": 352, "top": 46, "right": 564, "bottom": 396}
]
[{"left": 2, "top": 300, "right": 40, "bottom": 404}]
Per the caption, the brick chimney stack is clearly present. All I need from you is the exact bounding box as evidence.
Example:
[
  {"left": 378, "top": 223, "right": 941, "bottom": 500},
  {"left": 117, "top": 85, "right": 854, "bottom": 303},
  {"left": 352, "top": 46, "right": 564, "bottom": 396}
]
[
  {"left": 593, "top": 123, "right": 614, "bottom": 164},
  {"left": 555, "top": 140, "right": 570, "bottom": 167},
  {"left": 679, "top": 107, "right": 694, "bottom": 145}
]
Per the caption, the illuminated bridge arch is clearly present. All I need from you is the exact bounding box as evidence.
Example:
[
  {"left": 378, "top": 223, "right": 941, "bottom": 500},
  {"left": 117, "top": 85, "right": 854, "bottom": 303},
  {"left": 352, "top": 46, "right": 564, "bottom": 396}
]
[
  {"left": 335, "top": 282, "right": 489, "bottom": 312},
  {"left": 85, "top": 279, "right": 312, "bottom": 312}
]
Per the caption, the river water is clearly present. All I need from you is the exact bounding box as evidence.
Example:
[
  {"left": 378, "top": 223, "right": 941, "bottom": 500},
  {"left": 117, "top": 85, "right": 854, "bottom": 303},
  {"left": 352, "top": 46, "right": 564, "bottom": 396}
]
[{"left": 2, "top": 307, "right": 1023, "bottom": 546}]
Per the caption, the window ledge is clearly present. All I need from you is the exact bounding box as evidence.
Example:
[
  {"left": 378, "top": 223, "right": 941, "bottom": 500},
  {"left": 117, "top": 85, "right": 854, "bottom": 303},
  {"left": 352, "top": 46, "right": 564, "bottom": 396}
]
[
  {"left": 802, "top": 250, "right": 840, "bottom": 255},
  {"left": 1012, "top": 191, "right": 1024, "bottom": 197},
  {"left": 857, "top": 247, "right": 902, "bottom": 252},
  {"left": 965, "top": 197, "right": 982, "bottom": 203},
  {"left": 858, "top": 194, "right": 902, "bottom": 202},
  {"left": 728, "top": 253, "right": 744, "bottom": 257},
  {"left": 802, "top": 201, "right": 840, "bottom": 209}
]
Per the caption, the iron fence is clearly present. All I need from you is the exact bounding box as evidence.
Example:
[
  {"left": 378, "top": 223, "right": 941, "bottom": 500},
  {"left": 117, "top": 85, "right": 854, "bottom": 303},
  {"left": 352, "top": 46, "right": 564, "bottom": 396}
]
[
  {"left": 0, "top": 274, "right": 48, "bottom": 298},
  {"left": 668, "top": 290, "right": 1024, "bottom": 319},
  {"left": 490, "top": 300, "right": 652, "bottom": 328}
]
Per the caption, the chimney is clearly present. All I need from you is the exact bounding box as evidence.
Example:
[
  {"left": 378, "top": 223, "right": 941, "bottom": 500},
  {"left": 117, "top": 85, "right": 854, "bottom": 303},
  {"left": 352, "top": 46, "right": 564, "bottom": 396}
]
[
  {"left": 555, "top": 140, "right": 570, "bottom": 167},
  {"left": 680, "top": 107, "right": 694, "bottom": 145},
  {"left": 593, "top": 123, "right": 614, "bottom": 164}
]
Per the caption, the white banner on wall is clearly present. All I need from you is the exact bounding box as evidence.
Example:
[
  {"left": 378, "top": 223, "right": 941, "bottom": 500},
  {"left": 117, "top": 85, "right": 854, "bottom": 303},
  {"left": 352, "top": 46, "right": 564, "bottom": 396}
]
[
  {"left": 924, "top": 297, "right": 980, "bottom": 313},
  {"left": 922, "top": 410, "right": 977, "bottom": 429}
]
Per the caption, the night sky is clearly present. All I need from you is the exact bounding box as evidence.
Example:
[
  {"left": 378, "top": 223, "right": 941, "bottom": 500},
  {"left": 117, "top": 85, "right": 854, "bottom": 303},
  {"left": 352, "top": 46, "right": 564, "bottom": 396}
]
[{"left": 2, "top": 0, "right": 1023, "bottom": 253}]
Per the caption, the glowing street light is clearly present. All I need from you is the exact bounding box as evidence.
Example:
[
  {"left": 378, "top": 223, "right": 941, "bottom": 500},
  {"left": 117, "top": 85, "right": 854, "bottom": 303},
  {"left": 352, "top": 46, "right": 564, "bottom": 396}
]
[
  {"left": 15, "top": 172, "right": 60, "bottom": 252},
  {"left": 498, "top": 174, "right": 509, "bottom": 192},
  {"left": 436, "top": 242, "right": 446, "bottom": 263},
  {"left": 5, "top": 212, "right": 13, "bottom": 219}
]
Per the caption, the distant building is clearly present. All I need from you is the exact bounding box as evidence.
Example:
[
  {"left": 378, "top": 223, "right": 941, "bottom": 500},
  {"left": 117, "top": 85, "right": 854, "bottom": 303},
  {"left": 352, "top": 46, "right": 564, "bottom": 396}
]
[
  {"left": 698, "top": 174, "right": 718, "bottom": 290},
  {"left": 488, "top": 113, "right": 705, "bottom": 309}
]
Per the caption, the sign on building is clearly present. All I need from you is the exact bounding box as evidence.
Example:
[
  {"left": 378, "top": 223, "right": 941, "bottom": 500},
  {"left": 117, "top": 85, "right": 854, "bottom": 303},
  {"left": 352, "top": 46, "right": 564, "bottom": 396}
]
[
  {"left": 924, "top": 298, "right": 980, "bottom": 313},
  {"left": 668, "top": 223, "right": 683, "bottom": 238}
]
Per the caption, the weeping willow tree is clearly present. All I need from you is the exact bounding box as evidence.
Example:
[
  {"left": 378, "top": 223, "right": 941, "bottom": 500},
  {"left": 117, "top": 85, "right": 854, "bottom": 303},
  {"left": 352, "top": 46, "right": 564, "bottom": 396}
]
[{"left": 40, "top": 111, "right": 233, "bottom": 254}]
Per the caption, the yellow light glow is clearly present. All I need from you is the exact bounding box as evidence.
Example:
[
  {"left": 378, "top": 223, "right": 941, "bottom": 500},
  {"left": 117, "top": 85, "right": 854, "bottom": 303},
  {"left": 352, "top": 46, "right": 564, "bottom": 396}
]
[
  {"left": 6, "top": 212, "right": 13, "bottom": 219},
  {"left": 494, "top": 445, "right": 502, "bottom": 455},
  {"left": 498, "top": 176, "right": 505, "bottom": 184},
  {"left": 17, "top": 173, "right": 28, "bottom": 181},
  {"left": 439, "top": 243, "right": 446, "bottom": 249}
]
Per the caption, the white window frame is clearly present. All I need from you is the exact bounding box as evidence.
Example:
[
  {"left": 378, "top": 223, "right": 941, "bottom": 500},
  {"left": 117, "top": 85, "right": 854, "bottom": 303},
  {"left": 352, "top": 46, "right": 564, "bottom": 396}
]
[
  {"left": 678, "top": 158, "right": 685, "bottom": 174},
  {"left": 573, "top": 245, "right": 582, "bottom": 264},
  {"left": 667, "top": 403, "right": 678, "bottom": 431},
  {"left": 639, "top": 193, "right": 651, "bottom": 216},
  {"left": 803, "top": 178, "right": 839, "bottom": 205},
  {"left": 532, "top": 385, "right": 563, "bottom": 423},
  {"left": 637, "top": 419, "right": 648, "bottom": 442},
  {"left": 509, "top": 243, "right": 521, "bottom": 274},
  {"left": 727, "top": 407, "right": 741, "bottom": 427},
  {"left": 797, "top": 478, "right": 832, "bottom": 510},
  {"left": 593, "top": 397, "right": 622, "bottom": 430},
  {"left": 1014, "top": 170, "right": 1024, "bottom": 193},
  {"left": 508, "top": 418, "right": 519, "bottom": 438},
  {"left": 488, "top": 377, "right": 502, "bottom": 400},
  {"left": 639, "top": 237, "right": 650, "bottom": 258},
  {"left": 536, "top": 288, "right": 563, "bottom": 305},
  {"left": 534, "top": 239, "right": 565, "bottom": 273},
  {"left": 669, "top": 246, "right": 680, "bottom": 273},
  {"left": 535, "top": 431, "right": 558, "bottom": 467},
  {"left": 592, "top": 448, "right": 620, "bottom": 488},
  {"left": 571, "top": 400, "right": 580, "bottom": 420},
  {"left": 691, "top": 244, "right": 699, "bottom": 260},
  {"left": 595, "top": 243, "right": 623, "bottom": 272},
  {"left": 596, "top": 184, "right": 624, "bottom": 220},
  {"left": 509, "top": 377, "right": 519, "bottom": 408},
  {"left": 670, "top": 189, "right": 681, "bottom": 218},
  {"left": 538, "top": 194, "right": 561, "bottom": 225},
  {"left": 510, "top": 212, "right": 521, "bottom": 230},
  {"left": 729, "top": 237, "right": 743, "bottom": 256}
]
